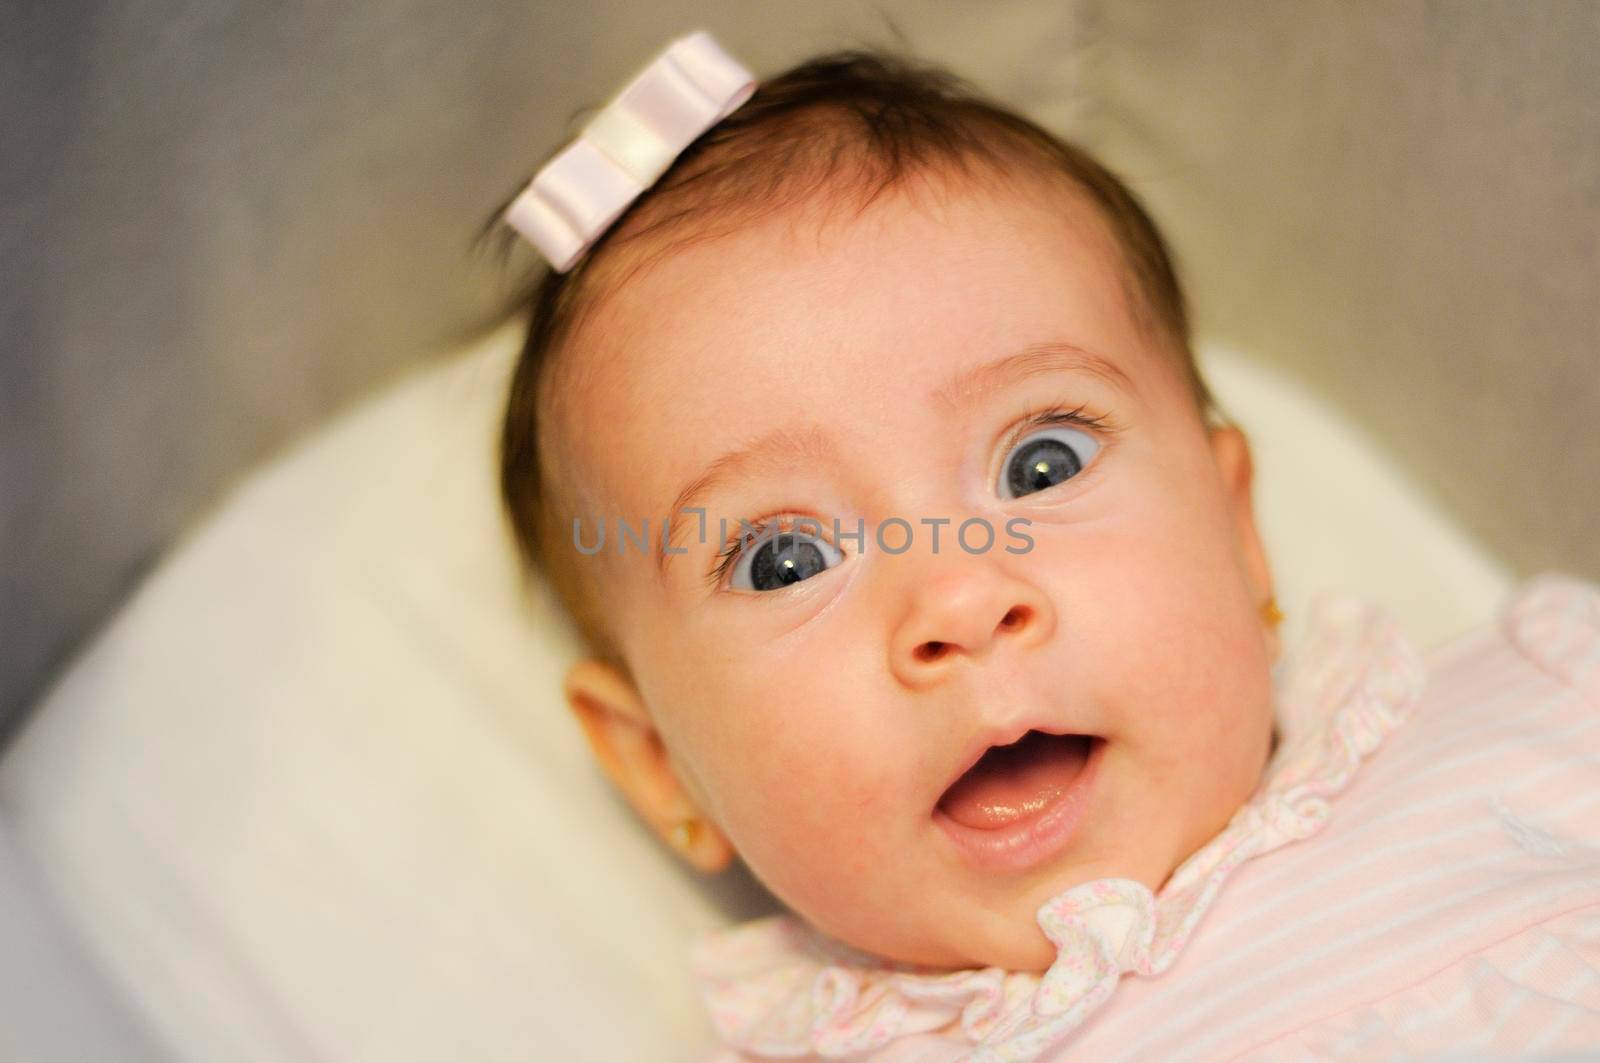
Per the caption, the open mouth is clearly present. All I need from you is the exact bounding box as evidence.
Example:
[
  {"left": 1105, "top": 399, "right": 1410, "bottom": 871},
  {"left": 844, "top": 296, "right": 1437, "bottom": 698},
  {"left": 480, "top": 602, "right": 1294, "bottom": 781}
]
[
  {"left": 936, "top": 730, "right": 1098, "bottom": 831},
  {"left": 932, "top": 729, "right": 1105, "bottom": 874}
]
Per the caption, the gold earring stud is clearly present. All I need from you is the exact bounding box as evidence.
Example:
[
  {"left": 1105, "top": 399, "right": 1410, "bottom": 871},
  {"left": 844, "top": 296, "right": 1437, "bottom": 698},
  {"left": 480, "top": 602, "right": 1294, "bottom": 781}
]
[
  {"left": 1260, "top": 596, "right": 1284, "bottom": 628},
  {"left": 669, "top": 818, "right": 700, "bottom": 851}
]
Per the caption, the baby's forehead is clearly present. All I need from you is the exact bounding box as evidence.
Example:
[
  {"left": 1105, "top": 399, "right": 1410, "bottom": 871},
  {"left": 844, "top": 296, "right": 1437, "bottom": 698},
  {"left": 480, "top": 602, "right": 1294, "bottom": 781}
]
[{"left": 589, "top": 173, "right": 1133, "bottom": 378}]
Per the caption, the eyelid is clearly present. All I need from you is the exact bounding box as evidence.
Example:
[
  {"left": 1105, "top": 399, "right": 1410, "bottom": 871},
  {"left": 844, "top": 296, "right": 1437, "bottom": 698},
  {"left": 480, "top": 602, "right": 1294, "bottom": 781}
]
[
  {"left": 706, "top": 512, "right": 838, "bottom": 591},
  {"left": 997, "top": 401, "right": 1118, "bottom": 465}
]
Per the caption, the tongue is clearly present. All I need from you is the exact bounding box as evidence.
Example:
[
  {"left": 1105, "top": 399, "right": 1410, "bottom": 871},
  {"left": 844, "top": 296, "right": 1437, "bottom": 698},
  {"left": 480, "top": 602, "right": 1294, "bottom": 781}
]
[{"left": 938, "top": 732, "right": 1092, "bottom": 830}]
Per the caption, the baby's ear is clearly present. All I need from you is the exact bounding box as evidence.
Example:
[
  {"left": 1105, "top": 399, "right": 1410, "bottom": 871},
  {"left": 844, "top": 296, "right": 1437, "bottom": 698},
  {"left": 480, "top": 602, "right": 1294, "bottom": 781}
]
[
  {"left": 562, "top": 658, "right": 734, "bottom": 874},
  {"left": 1207, "top": 425, "right": 1277, "bottom": 620}
]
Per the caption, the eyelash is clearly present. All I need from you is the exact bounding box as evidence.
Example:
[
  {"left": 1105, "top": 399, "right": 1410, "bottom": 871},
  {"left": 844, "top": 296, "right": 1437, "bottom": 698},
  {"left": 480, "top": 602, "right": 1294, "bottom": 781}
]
[
  {"left": 997, "top": 401, "right": 1118, "bottom": 463},
  {"left": 707, "top": 515, "right": 810, "bottom": 589},
  {"left": 705, "top": 401, "right": 1119, "bottom": 589}
]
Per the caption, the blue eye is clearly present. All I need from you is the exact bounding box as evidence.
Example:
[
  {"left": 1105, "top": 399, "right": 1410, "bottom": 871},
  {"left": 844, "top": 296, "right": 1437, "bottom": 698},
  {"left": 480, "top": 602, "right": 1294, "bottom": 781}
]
[
  {"left": 727, "top": 527, "right": 844, "bottom": 593},
  {"left": 999, "top": 426, "right": 1100, "bottom": 500}
]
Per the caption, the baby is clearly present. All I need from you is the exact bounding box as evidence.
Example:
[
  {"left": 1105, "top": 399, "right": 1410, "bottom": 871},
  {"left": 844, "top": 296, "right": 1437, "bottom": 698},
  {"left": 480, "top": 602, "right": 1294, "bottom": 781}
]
[
  {"left": 493, "top": 27, "right": 1280, "bottom": 1045},
  {"left": 480, "top": 30, "right": 1600, "bottom": 1063}
]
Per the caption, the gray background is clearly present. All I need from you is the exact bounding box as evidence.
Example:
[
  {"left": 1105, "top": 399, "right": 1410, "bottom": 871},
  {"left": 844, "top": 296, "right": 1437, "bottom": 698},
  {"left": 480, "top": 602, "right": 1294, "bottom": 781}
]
[{"left": 3, "top": 0, "right": 1596, "bottom": 745}]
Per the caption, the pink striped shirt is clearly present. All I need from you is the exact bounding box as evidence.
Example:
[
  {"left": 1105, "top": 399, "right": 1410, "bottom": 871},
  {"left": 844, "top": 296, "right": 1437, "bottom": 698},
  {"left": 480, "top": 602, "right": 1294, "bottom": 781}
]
[{"left": 692, "top": 572, "right": 1600, "bottom": 1060}]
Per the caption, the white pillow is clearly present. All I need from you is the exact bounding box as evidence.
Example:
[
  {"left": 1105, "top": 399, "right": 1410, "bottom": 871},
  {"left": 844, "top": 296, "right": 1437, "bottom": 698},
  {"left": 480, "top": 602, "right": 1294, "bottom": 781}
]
[{"left": 0, "top": 320, "right": 1511, "bottom": 1062}]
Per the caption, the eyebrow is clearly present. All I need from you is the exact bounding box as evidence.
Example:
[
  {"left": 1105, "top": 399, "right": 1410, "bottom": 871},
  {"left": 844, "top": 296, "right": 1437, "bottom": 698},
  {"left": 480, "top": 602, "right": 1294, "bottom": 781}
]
[
  {"left": 657, "top": 339, "right": 1134, "bottom": 578},
  {"left": 932, "top": 340, "right": 1135, "bottom": 413},
  {"left": 658, "top": 422, "right": 837, "bottom": 576}
]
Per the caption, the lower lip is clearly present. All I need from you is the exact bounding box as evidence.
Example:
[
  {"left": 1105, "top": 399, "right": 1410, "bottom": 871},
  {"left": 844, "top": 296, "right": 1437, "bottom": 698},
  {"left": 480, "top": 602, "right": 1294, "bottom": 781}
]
[{"left": 932, "top": 735, "right": 1106, "bottom": 875}]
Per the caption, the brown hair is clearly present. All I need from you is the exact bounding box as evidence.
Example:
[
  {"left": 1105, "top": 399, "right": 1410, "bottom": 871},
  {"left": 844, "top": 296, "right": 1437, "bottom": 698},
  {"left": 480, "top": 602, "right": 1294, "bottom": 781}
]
[{"left": 478, "top": 46, "right": 1225, "bottom": 671}]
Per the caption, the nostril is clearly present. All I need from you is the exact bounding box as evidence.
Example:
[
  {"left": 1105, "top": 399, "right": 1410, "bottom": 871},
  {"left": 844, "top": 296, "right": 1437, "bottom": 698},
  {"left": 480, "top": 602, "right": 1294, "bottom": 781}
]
[
  {"left": 915, "top": 640, "right": 948, "bottom": 663},
  {"left": 1000, "top": 606, "right": 1029, "bottom": 630}
]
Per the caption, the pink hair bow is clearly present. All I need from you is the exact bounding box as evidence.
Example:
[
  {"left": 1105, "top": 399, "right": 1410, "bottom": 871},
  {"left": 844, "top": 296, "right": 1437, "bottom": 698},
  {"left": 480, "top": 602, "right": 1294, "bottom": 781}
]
[{"left": 503, "top": 30, "right": 758, "bottom": 273}]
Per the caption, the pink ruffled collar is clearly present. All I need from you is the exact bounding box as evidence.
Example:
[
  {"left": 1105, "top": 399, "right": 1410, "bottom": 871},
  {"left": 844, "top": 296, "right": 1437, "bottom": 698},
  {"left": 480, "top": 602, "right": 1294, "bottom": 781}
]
[{"left": 689, "top": 592, "right": 1430, "bottom": 1061}]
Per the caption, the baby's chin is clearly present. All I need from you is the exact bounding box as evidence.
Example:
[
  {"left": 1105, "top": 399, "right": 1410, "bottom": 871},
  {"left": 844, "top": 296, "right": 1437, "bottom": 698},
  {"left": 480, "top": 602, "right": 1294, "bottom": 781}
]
[
  {"left": 878, "top": 848, "right": 1182, "bottom": 974},
  {"left": 958, "top": 914, "right": 1063, "bottom": 974},
  {"left": 871, "top": 897, "right": 1077, "bottom": 974}
]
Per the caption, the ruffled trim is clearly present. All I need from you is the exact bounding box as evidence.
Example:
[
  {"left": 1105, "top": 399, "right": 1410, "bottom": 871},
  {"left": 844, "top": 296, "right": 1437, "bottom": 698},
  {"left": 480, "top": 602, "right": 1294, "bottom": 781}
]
[
  {"left": 1501, "top": 572, "right": 1600, "bottom": 709},
  {"left": 690, "top": 591, "right": 1429, "bottom": 1062}
]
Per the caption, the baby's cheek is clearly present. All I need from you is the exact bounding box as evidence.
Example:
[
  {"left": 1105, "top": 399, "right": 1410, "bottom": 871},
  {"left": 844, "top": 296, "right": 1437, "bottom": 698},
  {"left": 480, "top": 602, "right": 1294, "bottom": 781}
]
[
  {"left": 708, "top": 701, "right": 903, "bottom": 890},
  {"left": 1077, "top": 518, "right": 1269, "bottom": 738}
]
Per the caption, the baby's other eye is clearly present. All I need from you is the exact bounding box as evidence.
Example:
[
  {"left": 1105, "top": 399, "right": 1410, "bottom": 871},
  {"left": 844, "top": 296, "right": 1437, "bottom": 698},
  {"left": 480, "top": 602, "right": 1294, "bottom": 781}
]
[
  {"left": 727, "top": 527, "right": 844, "bottom": 593},
  {"left": 998, "top": 426, "right": 1101, "bottom": 500}
]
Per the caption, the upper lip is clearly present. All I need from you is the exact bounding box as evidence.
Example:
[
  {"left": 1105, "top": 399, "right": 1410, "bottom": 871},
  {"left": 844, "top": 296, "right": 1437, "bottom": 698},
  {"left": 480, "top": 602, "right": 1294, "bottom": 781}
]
[{"left": 935, "top": 713, "right": 1095, "bottom": 809}]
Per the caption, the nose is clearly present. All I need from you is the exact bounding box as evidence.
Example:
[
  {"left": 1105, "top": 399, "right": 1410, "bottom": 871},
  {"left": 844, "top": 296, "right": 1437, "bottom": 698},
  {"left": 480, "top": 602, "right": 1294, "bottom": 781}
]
[{"left": 888, "top": 555, "right": 1056, "bottom": 689}]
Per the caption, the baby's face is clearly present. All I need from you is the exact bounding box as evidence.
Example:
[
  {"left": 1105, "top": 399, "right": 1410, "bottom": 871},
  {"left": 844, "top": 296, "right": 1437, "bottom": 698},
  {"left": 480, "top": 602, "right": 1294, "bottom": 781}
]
[{"left": 559, "top": 173, "right": 1278, "bottom": 972}]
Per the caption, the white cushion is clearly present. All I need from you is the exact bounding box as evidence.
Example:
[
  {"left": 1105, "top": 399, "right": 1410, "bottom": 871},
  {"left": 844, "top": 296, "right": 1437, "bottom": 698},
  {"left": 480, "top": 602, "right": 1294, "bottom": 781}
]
[{"left": 0, "top": 321, "right": 1511, "bottom": 1062}]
